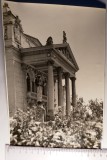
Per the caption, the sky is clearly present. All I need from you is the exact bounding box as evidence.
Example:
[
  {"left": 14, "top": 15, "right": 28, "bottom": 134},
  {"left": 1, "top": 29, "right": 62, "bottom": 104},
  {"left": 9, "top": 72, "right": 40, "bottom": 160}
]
[{"left": 5, "top": 1, "right": 105, "bottom": 103}]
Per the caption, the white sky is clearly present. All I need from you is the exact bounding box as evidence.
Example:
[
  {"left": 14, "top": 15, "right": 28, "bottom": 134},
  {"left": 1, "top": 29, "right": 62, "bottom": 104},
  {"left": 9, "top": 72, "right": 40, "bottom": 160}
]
[{"left": 6, "top": 1, "right": 105, "bottom": 103}]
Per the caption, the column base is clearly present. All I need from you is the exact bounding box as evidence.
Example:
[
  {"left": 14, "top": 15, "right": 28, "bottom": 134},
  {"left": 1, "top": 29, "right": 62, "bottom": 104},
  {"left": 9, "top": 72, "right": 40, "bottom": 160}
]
[{"left": 46, "top": 109, "right": 54, "bottom": 121}]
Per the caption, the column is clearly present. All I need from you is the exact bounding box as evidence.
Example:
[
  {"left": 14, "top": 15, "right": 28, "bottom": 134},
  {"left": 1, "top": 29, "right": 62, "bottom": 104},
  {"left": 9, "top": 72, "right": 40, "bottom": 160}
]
[
  {"left": 54, "top": 77, "right": 58, "bottom": 110},
  {"left": 47, "top": 61, "right": 54, "bottom": 120},
  {"left": 65, "top": 73, "right": 71, "bottom": 117},
  {"left": 57, "top": 67, "right": 63, "bottom": 106},
  {"left": 62, "top": 85, "right": 66, "bottom": 116},
  {"left": 71, "top": 77, "right": 76, "bottom": 107}
]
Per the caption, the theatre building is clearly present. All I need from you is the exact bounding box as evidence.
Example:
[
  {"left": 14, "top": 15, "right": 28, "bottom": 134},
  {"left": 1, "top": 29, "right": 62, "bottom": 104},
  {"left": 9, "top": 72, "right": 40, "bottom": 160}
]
[{"left": 3, "top": 3, "right": 79, "bottom": 120}]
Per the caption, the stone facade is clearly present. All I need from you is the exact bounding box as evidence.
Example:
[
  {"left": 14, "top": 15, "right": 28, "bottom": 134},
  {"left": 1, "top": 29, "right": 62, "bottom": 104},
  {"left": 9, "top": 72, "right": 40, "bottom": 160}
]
[{"left": 3, "top": 3, "right": 79, "bottom": 120}]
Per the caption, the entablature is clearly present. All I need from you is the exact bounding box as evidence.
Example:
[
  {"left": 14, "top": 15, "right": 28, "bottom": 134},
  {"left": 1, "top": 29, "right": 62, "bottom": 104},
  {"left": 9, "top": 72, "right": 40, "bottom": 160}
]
[{"left": 21, "top": 43, "right": 79, "bottom": 77}]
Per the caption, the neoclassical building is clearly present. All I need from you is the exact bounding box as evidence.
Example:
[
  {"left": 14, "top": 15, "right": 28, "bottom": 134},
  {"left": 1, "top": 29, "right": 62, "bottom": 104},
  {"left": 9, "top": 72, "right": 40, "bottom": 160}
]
[{"left": 3, "top": 3, "right": 79, "bottom": 120}]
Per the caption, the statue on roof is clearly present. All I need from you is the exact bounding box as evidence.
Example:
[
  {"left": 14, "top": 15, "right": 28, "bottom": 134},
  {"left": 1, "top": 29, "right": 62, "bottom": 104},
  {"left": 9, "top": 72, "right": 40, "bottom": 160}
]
[
  {"left": 3, "top": 3, "right": 9, "bottom": 7},
  {"left": 63, "top": 31, "right": 67, "bottom": 43},
  {"left": 3, "top": 3, "right": 11, "bottom": 13},
  {"left": 46, "top": 36, "right": 53, "bottom": 45}
]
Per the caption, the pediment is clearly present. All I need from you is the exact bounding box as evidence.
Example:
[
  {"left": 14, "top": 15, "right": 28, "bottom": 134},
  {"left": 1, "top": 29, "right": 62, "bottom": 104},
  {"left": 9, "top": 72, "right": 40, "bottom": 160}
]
[
  {"left": 21, "top": 43, "right": 79, "bottom": 73},
  {"left": 54, "top": 44, "right": 79, "bottom": 72}
]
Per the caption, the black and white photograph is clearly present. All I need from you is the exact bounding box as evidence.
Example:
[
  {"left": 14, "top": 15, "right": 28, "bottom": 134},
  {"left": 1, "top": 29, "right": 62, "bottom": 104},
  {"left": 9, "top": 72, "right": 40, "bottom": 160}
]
[{"left": 2, "top": 1, "right": 105, "bottom": 148}]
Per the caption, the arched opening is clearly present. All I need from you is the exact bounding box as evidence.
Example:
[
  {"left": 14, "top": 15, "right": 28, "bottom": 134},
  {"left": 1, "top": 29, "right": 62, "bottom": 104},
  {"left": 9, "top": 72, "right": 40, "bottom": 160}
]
[
  {"left": 26, "top": 73, "right": 30, "bottom": 92},
  {"left": 32, "top": 81, "right": 35, "bottom": 92},
  {"left": 35, "top": 81, "right": 37, "bottom": 93}
]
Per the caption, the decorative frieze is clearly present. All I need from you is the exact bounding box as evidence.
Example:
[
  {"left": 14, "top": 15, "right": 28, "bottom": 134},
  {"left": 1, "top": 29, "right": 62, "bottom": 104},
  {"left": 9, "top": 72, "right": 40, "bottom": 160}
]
[
  {"left": 13, "top": 16, "right": 21, "bottom": 45},
  {"left": 22, "top": 63, "right": 48, "bottom": 103},
  {"left": 22, "top": 63, "right": 47, "bottom": 85}
]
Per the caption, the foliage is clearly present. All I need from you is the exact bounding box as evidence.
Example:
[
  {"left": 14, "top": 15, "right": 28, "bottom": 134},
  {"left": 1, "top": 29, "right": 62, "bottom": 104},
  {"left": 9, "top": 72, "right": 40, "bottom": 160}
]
[{"left": 10, "top": 98, "right": 103, "bottom": 148}]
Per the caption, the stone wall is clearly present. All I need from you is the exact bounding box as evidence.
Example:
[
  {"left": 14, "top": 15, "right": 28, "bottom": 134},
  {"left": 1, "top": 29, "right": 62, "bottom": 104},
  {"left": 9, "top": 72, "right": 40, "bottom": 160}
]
[
  {"left": 14, "top": 60, "right": 27, "bottom": 112},
  {"left": 3, "top": 4, "right": 42, "bottom": 117},
  {"left": 5, "top": 47, "right": 27, "bottom": 116},
  {"left": 5, "top": 47, "right": 16, "bottom": 116}
]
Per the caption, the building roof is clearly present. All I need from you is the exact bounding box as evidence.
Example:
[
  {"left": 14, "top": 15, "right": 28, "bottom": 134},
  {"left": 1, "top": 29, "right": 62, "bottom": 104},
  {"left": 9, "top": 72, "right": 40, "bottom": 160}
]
[{"left": 25, "top": 34, "right": 42, "bottom": 47}]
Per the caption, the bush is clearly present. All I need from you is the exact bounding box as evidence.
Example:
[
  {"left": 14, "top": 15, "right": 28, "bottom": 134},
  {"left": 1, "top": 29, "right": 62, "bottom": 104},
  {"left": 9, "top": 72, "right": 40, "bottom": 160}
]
[{"left": 10, "top": 99, "right": 103, "bottom": 148}]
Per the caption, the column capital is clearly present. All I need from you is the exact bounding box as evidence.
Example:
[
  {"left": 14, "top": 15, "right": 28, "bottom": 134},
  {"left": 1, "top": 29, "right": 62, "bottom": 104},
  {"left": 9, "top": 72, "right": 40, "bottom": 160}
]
[
  {"left": 57, "top": 67, "right": 63, "bottom": 73},
  {"left": 64, "top": 72, "right": 70, "bottom": 78},
  {"left": 47, "top": 60, "right": 54, "bottom": 66},
  {"left": 70, "top": 77, "right": 76, "bottom": 81}
]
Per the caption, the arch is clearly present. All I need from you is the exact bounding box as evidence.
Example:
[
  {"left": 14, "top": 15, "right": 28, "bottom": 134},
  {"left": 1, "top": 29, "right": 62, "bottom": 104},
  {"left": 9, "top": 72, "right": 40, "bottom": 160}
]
[
  {"left": 26, "top": 73, "right": 31, "bottom": 92},
  {"left": 32, "top": 81, "right": 35, "bottom": 92}
]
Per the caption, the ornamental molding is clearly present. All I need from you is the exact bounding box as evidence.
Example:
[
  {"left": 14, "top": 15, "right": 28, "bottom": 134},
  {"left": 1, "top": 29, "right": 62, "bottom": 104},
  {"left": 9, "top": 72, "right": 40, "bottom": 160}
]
[
  {"left": 22, "top": 63, "right": 47, "bottom": 86},
  {"left": 13, "top": 16, "right": 23, "bottom": 44}
]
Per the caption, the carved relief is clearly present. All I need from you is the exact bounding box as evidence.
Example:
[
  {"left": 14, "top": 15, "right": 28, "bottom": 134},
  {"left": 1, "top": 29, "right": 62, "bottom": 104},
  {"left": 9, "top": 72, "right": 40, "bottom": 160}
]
[
  {"left": 22, "top": 64, "right": 47, "bottom": 102},
  {"left": 13, "top": 16, "right": 21, "bottom": 44},
  {"left": 57, "top": 47, "right": 75, "bottom": 66},
  {"left": 36, "top": 75, "right": 45, "bottom": 86},
  {"left": 22, "top": 63, "right": 47, "bottom": 87},
  {"left": 4, "top": 25, "right": 8, "bottom": 40}
]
